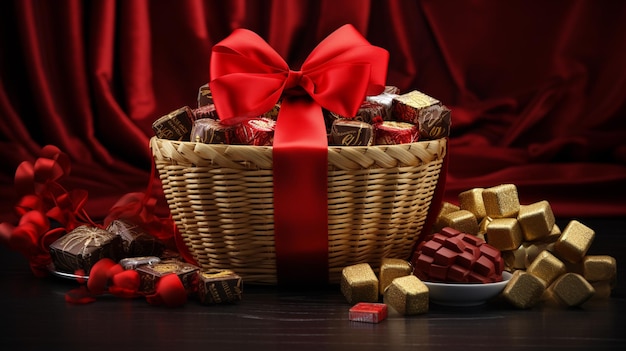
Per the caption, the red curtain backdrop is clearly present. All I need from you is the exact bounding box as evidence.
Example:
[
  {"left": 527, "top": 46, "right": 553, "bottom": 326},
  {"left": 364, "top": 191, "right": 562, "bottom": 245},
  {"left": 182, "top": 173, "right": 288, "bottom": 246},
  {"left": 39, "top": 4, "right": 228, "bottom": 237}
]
[{"left": 1, "top": 0, "right": 625, "bottom": 224}]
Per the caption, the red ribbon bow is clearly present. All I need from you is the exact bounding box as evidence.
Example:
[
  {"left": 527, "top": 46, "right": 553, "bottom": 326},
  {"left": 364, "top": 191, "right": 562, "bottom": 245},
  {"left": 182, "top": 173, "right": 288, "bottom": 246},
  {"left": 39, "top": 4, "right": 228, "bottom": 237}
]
[{"left": 210, "top": 24, "right": 389, "bottom": 284}]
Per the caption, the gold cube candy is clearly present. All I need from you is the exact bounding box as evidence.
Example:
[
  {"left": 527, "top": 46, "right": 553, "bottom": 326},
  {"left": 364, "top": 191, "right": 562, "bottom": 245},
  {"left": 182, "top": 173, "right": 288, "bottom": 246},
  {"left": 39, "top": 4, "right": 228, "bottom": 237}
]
[
  {"left": 590, "top": 281, "right": 613, "bottom": 300},
  {"left": 458, "top": 188, "right": 486, "bottom": 220},
  {"left": 340, "top": 263, "right": 379, "bottom": 304},
  {"left": 433, "top": 202, "right": 461, "bottom": 232},
  {"left": 545, "top": 224, "right": 562, "bottom": 243},
  {"left": 502, "top": 244, "right": 526, "bottom": 270},
  {"left": 527, "top": 250, "right": 566, "bottom": 286},
  {"left": 524, "top": 242, "right": 555, "bottom": 268},
  {"left": 502, "top": 270, "right": 547, "bottom": 309},
  {"left": 553, "top": 220, "right": 595, "bottom": 263},
  {"left": 379, "top": 258, "right": 413, "bottom": 294},
  {"left": 583, "top": 255, "right": 617, "bottom": 282},
  {"left": 482, "top": 184, "right": 520, "bottom": 218},
  {"left": 550, "top": 273, "right": 595, "bottom": 307},
  {"left": 517, "top": 201, "right": 555, "bottom": 241},
  {"left": 383, "top": 275, "right": 429, "bottom": 315},
  {"left": 485, "top": 217, "right": 523, "bottom": 251},
  {"left": 438, "top": 210, "right": 479, "bottom": 235}
]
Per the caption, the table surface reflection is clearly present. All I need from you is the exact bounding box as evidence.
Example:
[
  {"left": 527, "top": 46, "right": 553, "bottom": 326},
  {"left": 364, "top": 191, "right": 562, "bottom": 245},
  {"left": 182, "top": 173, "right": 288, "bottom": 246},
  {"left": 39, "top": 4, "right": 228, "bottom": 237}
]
[{"left": 2, "top": 218, "right": 625, "bottom": 350}]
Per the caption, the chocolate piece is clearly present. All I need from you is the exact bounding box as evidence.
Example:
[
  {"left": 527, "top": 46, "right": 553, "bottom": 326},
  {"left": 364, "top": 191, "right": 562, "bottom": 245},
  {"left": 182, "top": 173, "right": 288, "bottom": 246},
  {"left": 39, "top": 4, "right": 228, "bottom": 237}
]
[
  {"left": 383, "top": 85, "right": 401, "bottom": 95},
  {"left": 391, "top": 90, "right": 441, "bottom": 125},
  {"left": 340, "top": 263, "right": 379, "bottom": 304},
  {"left": 197, "top": 83, "right": 213, "bottom": 107},
  {"left": 349, "top": 302, "right": 388, "bottom": 323},
  {"left": 233, "top": 117, "right": 275, "bottom": 146},
  {"left": 373, "top": 121, "right": 419, "bottom": 145},
  {"left": 517, "top": 201, "right": 555, "bottom": 241},
  {"left": 190, "top": 118, "right": 235, "bottom": 144},
  {"left": 136, "top": 259, "right": 199, "bottom": 295},
  {"left": 192, "top": 104, "right": 219, "bottom": 120},
  {"left": 482, "top": 184, "right": 520, "bottom": 219},
  {"left": 418, "top": 105, "right": 451, "bottom": 140},
  {"left": 197, "top": 269, "right": 243, "bottom": 305},
  {"left": 366, "top": 92, "right": 398, "bottom": 120},
  {"left": 106, "top": 219, "right": 165, "bottom": 258},
  {"left": 383, "top": 275, "right": 428, "bottom": 315},
  {"left": 553, "top": 220, "right": 595, "bottom": 263},
  {"left": 152, "top": 106, "right": 194, "bottom": 141},
  {"left": 330, "top": 119, "right": 373, "bottom": 146},
  {"left": 330, "top": 101, "right": 386, "bottom": 125},
  {"left": 378, "top": 258, "right": 412, "bottom": 294},
  {"left": 49, "top": 225, "right": 122, "bottom": 274}
]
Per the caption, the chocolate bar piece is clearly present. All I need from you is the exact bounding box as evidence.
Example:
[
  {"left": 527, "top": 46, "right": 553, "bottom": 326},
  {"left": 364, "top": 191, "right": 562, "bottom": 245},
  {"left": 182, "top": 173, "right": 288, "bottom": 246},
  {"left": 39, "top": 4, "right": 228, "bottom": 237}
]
[
  {"left": 191, "top": 118, "right": 235, "bottom": 144},
  {"left": 418, "top": 105, "right": 451, "bottom": 140},
  {"left": 329, "top": 101, "right": 386, "bottom": 124},
  {"left": 234, "top": 117, "right": 275, "bottom": 146},
  {"left": 411, "top": 228, "right": 503, "bottom": 283},
  {"left": 391, "top": 90, "right": 441, "bottom": 125},
  {"left": 136, "top": 259, "right": 199, "bottom": 295},
  {"left": 197, "top": 83, "right": 213, "bottom": 107},
  {"left": 366, "top": 92, "right": 399, "bottom": 120},
  {"left": 152, "top": 106, "right": 194, "bottom": 141},
  {"left": 373, "top": 121, "right": 419, "bottom": 145},
  {"left": 192, "top": 104, "right": 219, "bottom": 120},
  {"left": 197, "top": 269, "right": 243, "bottom": 305},
  {"left": 330, "top": 119, "right": 373, "bottom": 146},
  {"left": 49, "top": 225, "right": 123, "bottom": 274},
  {"left": 106, "top": 219, "right": 165, "bottom": 258}
]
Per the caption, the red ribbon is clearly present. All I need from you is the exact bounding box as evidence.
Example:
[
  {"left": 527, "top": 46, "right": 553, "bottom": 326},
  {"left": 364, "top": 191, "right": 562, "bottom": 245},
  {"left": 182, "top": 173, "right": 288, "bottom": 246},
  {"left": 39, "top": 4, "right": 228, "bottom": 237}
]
[{"left": 210, "top": 25, "right": 388, "bottom": 284}]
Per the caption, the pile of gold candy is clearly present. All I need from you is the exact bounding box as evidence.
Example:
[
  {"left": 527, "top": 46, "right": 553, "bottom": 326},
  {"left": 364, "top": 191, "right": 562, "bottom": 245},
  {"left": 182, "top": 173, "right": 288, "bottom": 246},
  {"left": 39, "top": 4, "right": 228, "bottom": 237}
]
[
  {"left": 340, "top": 183, "right": 617, "bottom": 322},
  {"left": 436, "top": 183, "right": 616, "bottom": 309}
]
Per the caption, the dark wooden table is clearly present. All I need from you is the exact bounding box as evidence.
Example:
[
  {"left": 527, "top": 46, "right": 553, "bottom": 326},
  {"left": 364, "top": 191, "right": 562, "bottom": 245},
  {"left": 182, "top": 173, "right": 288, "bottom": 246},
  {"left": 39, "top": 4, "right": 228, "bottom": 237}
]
[{"left": 2, "top": 218, "right": 625, "bottom": 350}]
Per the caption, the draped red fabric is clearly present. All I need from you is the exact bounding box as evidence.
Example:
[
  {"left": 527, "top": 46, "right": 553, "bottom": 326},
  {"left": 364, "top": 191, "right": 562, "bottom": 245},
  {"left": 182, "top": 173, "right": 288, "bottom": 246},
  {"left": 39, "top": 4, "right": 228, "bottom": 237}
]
[{"left": 1, "top": 0, "right": 625, "bottom": 226}]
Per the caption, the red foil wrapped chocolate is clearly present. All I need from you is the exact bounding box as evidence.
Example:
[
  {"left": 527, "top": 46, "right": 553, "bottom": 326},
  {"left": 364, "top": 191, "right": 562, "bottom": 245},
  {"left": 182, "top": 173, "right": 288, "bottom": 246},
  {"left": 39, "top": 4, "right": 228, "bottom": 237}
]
[
  {"left": 373, "top": 121, "right": 419, "bottom": 145},
  {"left": 234, "top": 117, "right": 276, "bottom": 146}
]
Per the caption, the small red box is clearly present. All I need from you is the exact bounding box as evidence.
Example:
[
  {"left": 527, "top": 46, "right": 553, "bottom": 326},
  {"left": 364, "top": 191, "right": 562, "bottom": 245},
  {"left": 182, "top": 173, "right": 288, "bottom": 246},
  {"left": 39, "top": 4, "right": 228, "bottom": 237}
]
[{"left": 349, "top": 302, "right": 388, "bottom": 324}]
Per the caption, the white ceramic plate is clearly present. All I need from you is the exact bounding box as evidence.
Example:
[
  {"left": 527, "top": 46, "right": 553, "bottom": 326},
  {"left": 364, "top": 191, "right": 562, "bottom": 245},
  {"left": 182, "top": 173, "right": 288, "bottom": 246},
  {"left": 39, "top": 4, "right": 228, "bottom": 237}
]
[{"left": 424, "top": 271, "right": 512, "bottom": 307}]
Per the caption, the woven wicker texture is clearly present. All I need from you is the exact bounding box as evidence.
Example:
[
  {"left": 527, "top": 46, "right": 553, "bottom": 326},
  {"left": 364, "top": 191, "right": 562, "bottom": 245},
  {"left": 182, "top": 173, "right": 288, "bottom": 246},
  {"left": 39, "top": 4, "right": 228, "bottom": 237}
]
[{"left": 151, "top": 137, "right": 447, "bottom": 284}]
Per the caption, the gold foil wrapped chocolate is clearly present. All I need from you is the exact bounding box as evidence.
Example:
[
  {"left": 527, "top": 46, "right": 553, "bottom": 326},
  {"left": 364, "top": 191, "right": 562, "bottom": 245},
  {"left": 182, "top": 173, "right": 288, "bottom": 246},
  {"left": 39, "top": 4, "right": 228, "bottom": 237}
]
[
  {"left": 391, "top": 90, "right": 441, "bottom": 125},
  {"left": 383, "top": 275, "right": 429, "bottom": 315},
  {"left": 340, "top": 263, "right": 379, "bottom": 304},
  {"left": 483, "top": 184, "right": 520, "bottom": 218},
  {"left": 554, "top": 220, "right": 595, "bottom": 263},
  {"left": 518, "top": 201, "right": 555, "bottom": 241},
  {"left": 378, "top": 258, "right": 413, "bottom": 294},
  {"left": 502, "top": 270, "right": 547, "bottom": 309}
]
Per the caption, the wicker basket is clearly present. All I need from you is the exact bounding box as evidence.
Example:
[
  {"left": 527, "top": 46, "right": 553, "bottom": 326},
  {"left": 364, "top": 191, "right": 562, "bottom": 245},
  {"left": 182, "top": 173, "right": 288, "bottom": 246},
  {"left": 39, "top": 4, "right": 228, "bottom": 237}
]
[{"left": 150, "top": 136, "right": 447, "bottom": 284}]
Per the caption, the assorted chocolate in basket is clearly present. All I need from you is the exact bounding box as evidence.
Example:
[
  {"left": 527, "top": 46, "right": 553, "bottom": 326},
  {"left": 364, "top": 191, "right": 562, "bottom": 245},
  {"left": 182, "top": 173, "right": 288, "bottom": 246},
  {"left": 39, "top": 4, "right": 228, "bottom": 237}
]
[{"left": 151, "top": 84, "right": 451, "bottom": 146}]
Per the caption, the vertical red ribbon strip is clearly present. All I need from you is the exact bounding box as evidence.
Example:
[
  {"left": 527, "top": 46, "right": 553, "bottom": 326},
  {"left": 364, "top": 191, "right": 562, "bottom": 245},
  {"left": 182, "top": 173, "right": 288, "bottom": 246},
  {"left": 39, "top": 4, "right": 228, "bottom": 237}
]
[{"left": 209, "top": 25, "right": 389, "bottom": 284}]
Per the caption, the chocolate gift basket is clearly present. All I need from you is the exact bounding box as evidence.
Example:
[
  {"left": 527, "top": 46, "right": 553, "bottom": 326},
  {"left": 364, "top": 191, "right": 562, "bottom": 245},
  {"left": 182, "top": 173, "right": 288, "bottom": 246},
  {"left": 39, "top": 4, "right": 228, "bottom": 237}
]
[{"left": 149, "top": 25, "right": 448, "bottom": 285}]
